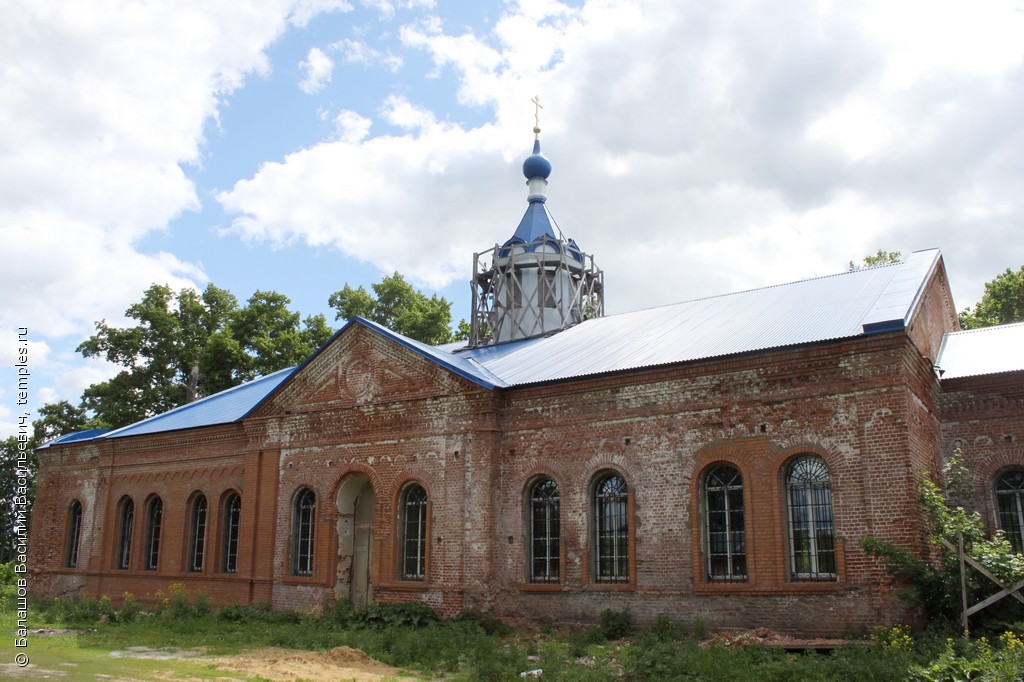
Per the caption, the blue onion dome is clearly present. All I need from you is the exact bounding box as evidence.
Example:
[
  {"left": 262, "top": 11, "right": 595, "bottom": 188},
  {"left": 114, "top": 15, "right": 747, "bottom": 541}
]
[{"left": 522, "top": 132, "right": 552, "bottom": 180}]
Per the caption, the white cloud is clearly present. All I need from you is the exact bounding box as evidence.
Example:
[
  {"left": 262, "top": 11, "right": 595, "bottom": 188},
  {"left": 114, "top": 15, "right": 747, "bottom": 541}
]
[
  {"left": 219, "top": 0, "right": 1024, "bottom": 315},
  {"left": 290, "top": 0, "right": 354, "bottom": 27},
  {"left": 334, "top": 109, "right": 374, "bottom": 142},
  {"left": 333, "top": 38, "right": 404, "bottom": 71},
  {"left": 299, "top": 47, "right": 335, "bottom": 93}
]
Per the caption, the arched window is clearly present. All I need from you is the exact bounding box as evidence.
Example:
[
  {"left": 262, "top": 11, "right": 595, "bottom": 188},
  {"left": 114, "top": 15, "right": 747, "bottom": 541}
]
[
  {"left": 144, "top": 496, "right": 163, "bottom": 571},
  {"left": 400, "top": 483, "right": 428, "bottom": 580},
  {"left": 65, "top": 500, "right": 83, "bottom": 568},
  {"left": 594, "top": 472, "right": 629, "bottom": 582},
  {"left": 222, "top": 493, "right": 241, "bottom": 573},
  {"left": 529, "top": 478, "right": 560, "bottom": 583},
  {"left": 786, "top": 455, "right": 836, "bottom": 580},
  {"left": 704, "top": 465, "right": 746, "bottom": 581},
  {"left": 187, "top": 494, "right": 207, "bottom": 572},
  {"left": 292, "top": 488, "right": 316, "bottom": 576},
  {"left": 117, "top": 497, "right": 134, "bottom": 570},
  {"left": 996, "top": 469, "right": 1024, "bottom": 554}
]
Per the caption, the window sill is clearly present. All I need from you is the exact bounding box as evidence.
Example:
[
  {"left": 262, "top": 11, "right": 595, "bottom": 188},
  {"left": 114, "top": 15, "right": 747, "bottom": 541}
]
[
  {"left": 584, "top": 581, "right": 635, "bottom": 592},
  {"left": 517, "top": 582, "right": 563, "bottom": 593}
]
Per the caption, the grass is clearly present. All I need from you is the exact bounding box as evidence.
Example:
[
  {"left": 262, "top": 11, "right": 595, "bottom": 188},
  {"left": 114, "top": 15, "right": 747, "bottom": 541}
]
[{"left": 5, "top": 594, "right": 1024, "bottom": 682}]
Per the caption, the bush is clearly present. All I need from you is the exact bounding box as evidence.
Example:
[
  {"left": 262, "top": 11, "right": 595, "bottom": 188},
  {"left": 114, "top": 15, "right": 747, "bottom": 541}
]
[
  {"left": 353, "top": 601, "right": 439, "bottom": 629},
  {"left": 861, "top": 450, "right": 1024, "bottom": 630},
  {"left": 599, "top": 608, "right": 631, "bottom": 640},
  {"left": 453, "top": 608, "right": 512, "bottom": 636}
]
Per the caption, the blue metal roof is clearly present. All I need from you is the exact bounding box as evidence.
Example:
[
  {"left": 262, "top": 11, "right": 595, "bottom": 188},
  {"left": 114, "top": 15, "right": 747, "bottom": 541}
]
[
  {"left": 46, "top": 250, "right": 943, "bottom": 446},
  {"left": 99, "top": 366, "right": 296, "bottom": 440},
  {"left": 937, "top": 322, "right": 1024, "bottom": 379},
  {"left": 39, "top": 428, "right": 111, "bottom": 449}
]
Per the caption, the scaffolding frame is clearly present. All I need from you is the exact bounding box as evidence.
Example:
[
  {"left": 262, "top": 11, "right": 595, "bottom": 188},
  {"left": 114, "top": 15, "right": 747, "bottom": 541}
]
[{"left": 469, "top": 237, "right": 604, "bottom": 347}]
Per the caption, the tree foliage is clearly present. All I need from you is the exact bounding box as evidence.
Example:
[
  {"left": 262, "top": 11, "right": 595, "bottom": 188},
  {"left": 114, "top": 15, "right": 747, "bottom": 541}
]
[
  {"left": 77, "top": 283, "right": 332, "bottom": 428},
  {"left": 860, "top": 451, "right": 1024, "bottom": 629},
  {"left": 958, "top": 265, "right": 1024, "bottom": 329},
  {"left": 849, "top": 249, "right": 902, "bottom": 271},
  {"left": 329, "top": 272, "right": 465, "bottom": 345}
]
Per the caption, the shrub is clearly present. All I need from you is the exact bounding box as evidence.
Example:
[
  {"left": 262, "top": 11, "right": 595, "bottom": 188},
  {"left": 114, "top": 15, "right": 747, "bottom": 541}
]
[
  {"left": 453, "top": 608, "right": 512, "bottom": 636},
  {"left": 599, "top": 608, "right": 631, "bottom": 640},
  {"left": 861, "top": 450, "right": 1024, "bottom": 630},
  {"left": 353, "top": 601, "right": 439, "bottom": 629}
]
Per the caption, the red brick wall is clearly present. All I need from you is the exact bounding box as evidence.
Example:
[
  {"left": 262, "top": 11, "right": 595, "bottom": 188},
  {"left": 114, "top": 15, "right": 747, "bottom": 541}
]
[{"left": 35, "top": 316, "right": 1020, "bottom": 637}]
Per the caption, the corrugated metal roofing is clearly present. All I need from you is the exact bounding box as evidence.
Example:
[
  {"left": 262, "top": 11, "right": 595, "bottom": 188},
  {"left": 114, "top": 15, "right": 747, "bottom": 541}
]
[
  {"left": 46, "top": 248, "right": 950, "bottom": 446},
  {"left": 39, "top": 428, "right": 111, "bottom": 448},
  {"left": 100, "top": 366, "right": 296, "bottom": 440},
  {"left": 457, "top": 248, "right": 941, "bottom": 385},
  {"left": 937, "top": 322, "right": 1024, "bottom": 379}
]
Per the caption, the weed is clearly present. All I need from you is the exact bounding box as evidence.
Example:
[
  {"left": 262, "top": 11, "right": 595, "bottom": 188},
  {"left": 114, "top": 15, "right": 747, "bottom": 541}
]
[{"left": 598, "top": 608, "right": 631, "bottom": 640}]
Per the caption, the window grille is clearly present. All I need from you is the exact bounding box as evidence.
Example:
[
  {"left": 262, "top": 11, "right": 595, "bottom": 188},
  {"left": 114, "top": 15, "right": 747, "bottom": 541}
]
[
  {"left": 704, "top": 466, "right": 747, "bottom": 581},
  {"left": 529, "top": 478, "right": 560, "bottom": 582},
  {"left": 786, "top": 456, "right": 836, "bottom": 580},
  {"left": 65, "top": 500, "right": 83, "bottom": 568},
  {"left": 188, "top": 495, "right": 207, "bottom": 572},
  {"left": 594, "top": 473, "right": 629, "bottom": 582},
  {"left": 292, "top": 489, "right": 316, "bottom": 576},
  {"left": 996, "top": 469, "right": 1024, "bottom": 554},
  {"left": 144, "top": 497, "right": 163, "bottom": 570},
  {"left": 117, "top": 498, "right": 134, "bottom": 570},
  {"left": 223, "top": 494, "right": 241, "bottom": 573},
  {"left": 401, "top": 484, "right": 428, "bottom": 580}
]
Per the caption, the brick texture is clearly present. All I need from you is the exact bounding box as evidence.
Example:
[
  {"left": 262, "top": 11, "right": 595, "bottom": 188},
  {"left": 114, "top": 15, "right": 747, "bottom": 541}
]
[{"left": 27, "top": 275, "right": 1024, "bottom": 637}]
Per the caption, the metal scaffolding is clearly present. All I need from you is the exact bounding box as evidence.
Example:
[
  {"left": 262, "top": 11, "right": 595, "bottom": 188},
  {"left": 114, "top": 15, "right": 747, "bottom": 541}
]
[{"left": 469, "top": 236, "right": 604, "bottom": 347}]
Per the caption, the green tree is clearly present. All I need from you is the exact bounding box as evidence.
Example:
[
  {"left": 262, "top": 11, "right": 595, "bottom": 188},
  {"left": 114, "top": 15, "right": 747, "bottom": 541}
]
[
  {"left": 231, "top": 291, "right": 333, "bottom": 381},
  {"left": 33, "top": 400, "right": 94, "bottom": 444},
  {"left": 958, "top": 266, "right": 1024, "bottom": 329},
  {"left": 849, "top": 249, "right": 902, "bottom": 271},
  {"left": 78, "top": 283, "right": 331, "bottom": 428},
  {"left": 0, "top": 437, "right": 34, "bottom": 563},
  {"left": 329, "top": 272, "right": 464, "bottom": 345}
]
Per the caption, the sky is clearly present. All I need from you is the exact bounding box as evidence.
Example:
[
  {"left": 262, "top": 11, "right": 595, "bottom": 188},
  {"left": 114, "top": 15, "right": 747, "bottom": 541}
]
[{"left": 2, "top": 0, "right": 1023, "bottom": 439}]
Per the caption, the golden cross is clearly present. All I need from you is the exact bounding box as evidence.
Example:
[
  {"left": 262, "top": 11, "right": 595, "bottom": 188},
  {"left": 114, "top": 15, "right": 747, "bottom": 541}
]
[{"left": 531, "top": 95, "right": 543, "bottom": 130}]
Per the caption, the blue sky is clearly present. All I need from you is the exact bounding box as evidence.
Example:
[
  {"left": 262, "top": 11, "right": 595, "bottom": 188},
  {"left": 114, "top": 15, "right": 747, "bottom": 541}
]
[{"left": 3, "top": 0, "right": 1024, "bottom": 438}]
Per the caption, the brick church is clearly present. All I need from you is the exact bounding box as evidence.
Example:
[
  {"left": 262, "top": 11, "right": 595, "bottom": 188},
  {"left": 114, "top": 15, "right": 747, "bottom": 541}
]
[{"left": 29, "top": 126, "right": 1024, "bottom": 636}]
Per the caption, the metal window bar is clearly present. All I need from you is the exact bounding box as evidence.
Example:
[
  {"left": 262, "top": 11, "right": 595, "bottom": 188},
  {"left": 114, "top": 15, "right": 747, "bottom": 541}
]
[
  {"left": 402, "top": 485, "right": 428, "bottom": 580},
  {"left": 705, "top": 466, "right": 747, "bottom": 581},
  {"left": 530, "top": 478, "right": 561, "bottom": 582},
  {"left": 188, "top": 496, "right": 207, "bottom": 572},
  {"left": 66, "top": 501, "right": 82, "bottom": 568},
  {"left": 144, "top": 498, "right": 162, "bottom": 571},
  {"left": 996, "top": 470, "right": 1024, "bottom": 554},
  {"left": 117, "top": 500, "right": 134, "bottom": 570},
  {"left": 223, "top": 494, "right": 241, "bottom": 573},
  {"left": 786, "top": 457, "right": 836, "bottom": 580},
  {"left": 293, "top": 490, "right": 316, "bottom": 576},
  {"left": 595, "top": 475, "right": 629, "bottom": 582}
]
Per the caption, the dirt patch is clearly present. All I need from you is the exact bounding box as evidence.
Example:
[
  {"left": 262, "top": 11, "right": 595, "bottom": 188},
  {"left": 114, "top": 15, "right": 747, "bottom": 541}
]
[{"left": 211, "top": 646, "right": 417, "bottom": 681}]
